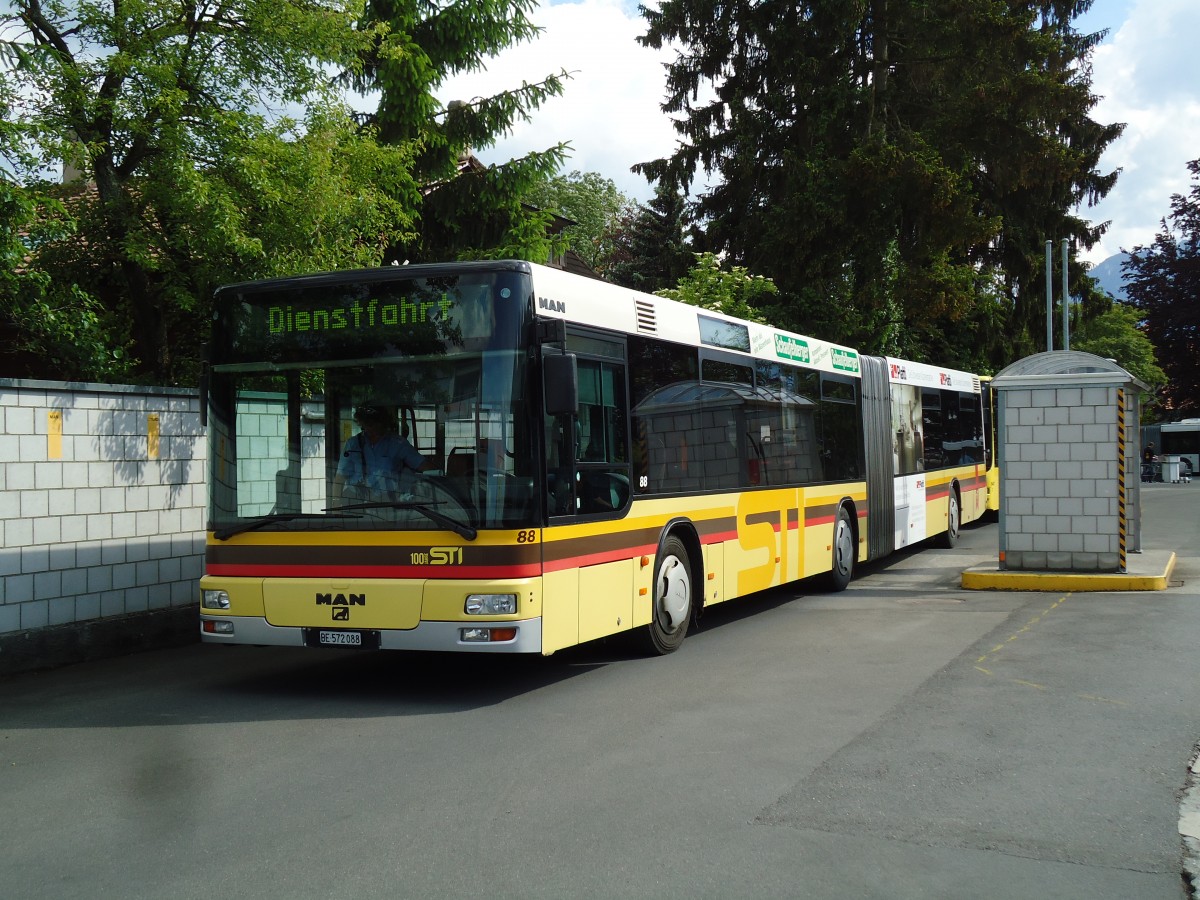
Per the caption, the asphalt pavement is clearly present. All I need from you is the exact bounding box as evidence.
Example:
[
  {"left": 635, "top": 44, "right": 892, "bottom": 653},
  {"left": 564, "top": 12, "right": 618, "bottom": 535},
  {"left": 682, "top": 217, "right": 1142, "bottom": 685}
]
[{"left": 0, "top": 481, "right": 1197, "bottom": 899}]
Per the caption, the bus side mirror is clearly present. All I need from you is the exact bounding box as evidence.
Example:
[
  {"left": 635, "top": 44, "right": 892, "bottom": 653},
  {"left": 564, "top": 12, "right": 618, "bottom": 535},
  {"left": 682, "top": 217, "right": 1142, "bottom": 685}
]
[{"left": 544, "top": 353, "right": 578, "bottom": 416}]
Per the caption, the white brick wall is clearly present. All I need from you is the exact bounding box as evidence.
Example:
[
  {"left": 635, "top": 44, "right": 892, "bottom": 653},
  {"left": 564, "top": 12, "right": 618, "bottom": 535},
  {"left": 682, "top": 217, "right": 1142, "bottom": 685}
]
[
  {"left": 998, "top": 382, "right": 1136, "bottom": 572},
  {"left": 0, "top": 379, "right": 206, "bottom": 634}
]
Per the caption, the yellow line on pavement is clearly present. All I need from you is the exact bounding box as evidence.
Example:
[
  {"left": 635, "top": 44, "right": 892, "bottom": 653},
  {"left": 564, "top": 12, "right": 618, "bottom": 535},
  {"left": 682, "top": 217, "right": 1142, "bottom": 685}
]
[{"left": 976, "top": 595, "right": 1069, "bottom": 666}]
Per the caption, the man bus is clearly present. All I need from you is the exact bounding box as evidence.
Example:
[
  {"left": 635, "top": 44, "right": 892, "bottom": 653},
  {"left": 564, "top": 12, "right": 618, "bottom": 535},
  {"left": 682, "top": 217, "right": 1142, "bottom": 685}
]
[{"left": 199, "top": 261, "right": 990, "bottom": 655}]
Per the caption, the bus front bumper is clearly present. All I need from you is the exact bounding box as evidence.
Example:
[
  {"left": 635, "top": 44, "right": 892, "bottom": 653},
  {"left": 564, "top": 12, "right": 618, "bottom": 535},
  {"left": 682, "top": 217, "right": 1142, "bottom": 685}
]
[{"left": 199, "top": 615, "right": 544, "bottom": 654}]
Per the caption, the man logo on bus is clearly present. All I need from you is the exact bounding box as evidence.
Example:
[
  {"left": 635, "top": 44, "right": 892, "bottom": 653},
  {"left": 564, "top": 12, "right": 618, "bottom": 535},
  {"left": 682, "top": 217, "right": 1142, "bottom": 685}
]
[
  {"left": 331, "top": 607, "right": 350, "bottom": 621},
  {"left": 316, "top": 593, "right": 366, "bottom": 606}
]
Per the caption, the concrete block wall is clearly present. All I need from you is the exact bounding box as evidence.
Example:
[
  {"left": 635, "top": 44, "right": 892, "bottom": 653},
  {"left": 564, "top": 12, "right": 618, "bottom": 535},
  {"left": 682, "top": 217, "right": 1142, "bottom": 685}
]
[
  {"left": 1000, "top": 385, "right": 1122, "bottom": 571},
  {"left": 1, "top": 379, "right": 206, "bottom": 643},
  {"left": 229, "top": 393, "right": 329, "bottom": 515}
]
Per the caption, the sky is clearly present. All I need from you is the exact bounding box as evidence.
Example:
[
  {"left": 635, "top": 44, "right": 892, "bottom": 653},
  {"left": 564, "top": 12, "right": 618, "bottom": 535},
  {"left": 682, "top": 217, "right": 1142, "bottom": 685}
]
[{"left": 437, "top": 0, "right": 1200, "bottom": 267}]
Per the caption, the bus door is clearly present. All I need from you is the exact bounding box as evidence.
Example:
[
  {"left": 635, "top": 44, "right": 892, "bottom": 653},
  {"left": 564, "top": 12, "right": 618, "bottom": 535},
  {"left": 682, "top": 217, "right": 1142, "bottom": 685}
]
[{"left": 542, "top": 331, "right": 635, "bottom": 648}]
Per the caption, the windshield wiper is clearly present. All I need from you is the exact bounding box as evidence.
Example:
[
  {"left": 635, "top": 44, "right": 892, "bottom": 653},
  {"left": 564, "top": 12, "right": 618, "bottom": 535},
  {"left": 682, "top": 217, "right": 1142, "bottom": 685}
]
[
  {"left": 214, "top": 512, "right": 363, "bottom": 541},
  {"left": 327, "top": 501, "right": 478, "bottom": 541}
]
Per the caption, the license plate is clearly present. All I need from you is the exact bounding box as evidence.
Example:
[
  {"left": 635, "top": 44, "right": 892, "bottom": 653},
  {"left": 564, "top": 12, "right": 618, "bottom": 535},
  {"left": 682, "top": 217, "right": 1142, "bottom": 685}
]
[
  {"left": 318, "top": 630, "right": 362, "bottom": 646},
  {"left": 305, "top": 628, "right": 379, "bottom": 650}
]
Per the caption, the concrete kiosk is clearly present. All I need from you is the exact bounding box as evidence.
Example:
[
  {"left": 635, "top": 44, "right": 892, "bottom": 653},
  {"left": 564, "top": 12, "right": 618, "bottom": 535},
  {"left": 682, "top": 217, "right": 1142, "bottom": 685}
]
[{"left": 961, "top": 351, "right": 1175, "bottom": 591}]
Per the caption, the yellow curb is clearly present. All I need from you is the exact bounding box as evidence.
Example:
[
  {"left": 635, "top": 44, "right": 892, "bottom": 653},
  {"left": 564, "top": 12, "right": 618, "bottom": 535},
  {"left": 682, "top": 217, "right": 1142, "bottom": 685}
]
[{"left": 961, "top": 552, "right": 1176, "bottom": 592}]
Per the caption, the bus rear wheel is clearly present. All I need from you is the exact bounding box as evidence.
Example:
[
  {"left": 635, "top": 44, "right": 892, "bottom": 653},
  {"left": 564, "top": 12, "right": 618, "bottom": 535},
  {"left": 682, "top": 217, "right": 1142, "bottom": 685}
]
[
  {"left": 825, "top": 505, "right": 855, "bottom": 592},
  {"left": 938, "top": 490, "right": 960, "bottom": 549},
  {"left": 644, "top": 536, "right": 692, "bottom": 655}
]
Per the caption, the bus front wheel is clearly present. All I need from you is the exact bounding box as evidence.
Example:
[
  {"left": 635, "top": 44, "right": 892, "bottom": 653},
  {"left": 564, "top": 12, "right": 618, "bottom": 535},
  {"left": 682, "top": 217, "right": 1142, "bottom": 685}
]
[{"left": 645, "top": 536, "right": 692, "bottom": 655}]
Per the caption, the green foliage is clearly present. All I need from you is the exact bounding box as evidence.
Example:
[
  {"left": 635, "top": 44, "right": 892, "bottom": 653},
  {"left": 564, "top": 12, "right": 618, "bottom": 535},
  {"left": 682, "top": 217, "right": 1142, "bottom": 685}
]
[
  {"left": 607, "top": 182, "right": 695, "bottom": 294},
  {"left": 638, "top": 0, "right": 1121, "bottom": 371},
  {"left": 1, "top": 1, "right": 421, "bottom": 383},
  {"left": 526, "top": 170, "right": 633, "bottom": 272},
  {"left": 349, "top": 0, "right": 572, "bottom": 263},
  {"left": 0, "top": 178, "right": 131, "bottom": 380},
  {"left": 1072, "top": 301, "right": 1165, "bottom": 394},
  {"left": 657, "top": 252, "right": 776, "bottom": 323},
  {"left": 418, "top": 150, "right": 567, "bottom": 264},
  {"left": 1124, "top": 159, "right": 1200, "bottom": 417}
]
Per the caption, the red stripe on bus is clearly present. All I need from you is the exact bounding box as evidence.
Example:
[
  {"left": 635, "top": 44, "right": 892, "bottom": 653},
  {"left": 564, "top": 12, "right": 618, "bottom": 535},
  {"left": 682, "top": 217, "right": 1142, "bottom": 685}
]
[{"left": 205, "top": 563, "right": 541, "bottom": 579}]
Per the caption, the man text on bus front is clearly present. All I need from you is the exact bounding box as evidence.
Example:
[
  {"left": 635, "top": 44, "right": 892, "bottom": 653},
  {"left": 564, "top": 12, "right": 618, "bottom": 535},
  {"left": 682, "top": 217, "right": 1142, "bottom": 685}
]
[{"left": 334, "top": 403, "right": 430, "bottom": 500}]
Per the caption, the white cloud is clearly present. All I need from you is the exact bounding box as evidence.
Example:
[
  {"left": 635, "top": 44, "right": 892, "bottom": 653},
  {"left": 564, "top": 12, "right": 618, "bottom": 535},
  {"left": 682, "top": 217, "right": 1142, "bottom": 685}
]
[
  {"left": 1080, "top": 0, "right": 1200, "bottom": 263},
  {"left": 436, "top": 0, "right": 678, "bottom": 203}
]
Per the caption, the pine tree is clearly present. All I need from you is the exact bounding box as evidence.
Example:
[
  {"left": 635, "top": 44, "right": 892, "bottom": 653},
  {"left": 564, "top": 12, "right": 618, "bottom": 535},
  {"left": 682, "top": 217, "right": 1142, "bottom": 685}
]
[
  {"left": 348, "top": 0, "right": 572, "bottom": 262},
  {"left": 637, "top": 0, "right": 1121, "bottom": 368},
  {"left": 607, "top": 182, "right": 693, "bottom": 294}
]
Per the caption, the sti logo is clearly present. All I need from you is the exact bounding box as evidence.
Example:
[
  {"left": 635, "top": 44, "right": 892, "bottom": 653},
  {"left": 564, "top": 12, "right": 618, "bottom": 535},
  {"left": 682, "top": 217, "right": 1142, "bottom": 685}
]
[
  {"left": 890, "top": 363, "right": 906, "bottom": 380},
  {"left": 940, "top": 372, "right": 952, "bottom": 386}
]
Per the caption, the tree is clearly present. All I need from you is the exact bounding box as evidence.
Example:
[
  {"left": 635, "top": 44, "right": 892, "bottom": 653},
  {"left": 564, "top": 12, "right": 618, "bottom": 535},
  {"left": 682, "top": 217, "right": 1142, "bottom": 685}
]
[
  {"left": 2, "top": 1, "right": 419, "bottom": 383},
  {"left": 0, "top": 176, "right": 129, "bottom": 380},
  {"left": 607, "top": 181, "right": 694, "bottom": 294},
  {"left": 1124, "top": 159, "right": 1200, "bottom": 417},
  {"left": 637, "top": 0, "right": 1121, "bottom": 369},
  {"left": 1071, "top": 301, "right": 1166, "bottom": 407},
  {"left": 347, "top": 0, "right": 572, "bottom": 263},
  {"left": 526, "top": 170, "right": 633, "bottom": 272},
  {"left": 656, "top": 252, "right": 776, "bottom": 322}
]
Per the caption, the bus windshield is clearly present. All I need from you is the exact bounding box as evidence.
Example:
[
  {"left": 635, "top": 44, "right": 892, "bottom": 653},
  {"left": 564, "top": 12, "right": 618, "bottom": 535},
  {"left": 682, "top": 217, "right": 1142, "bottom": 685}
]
[{"left": 206, "top": 267, "right": 539, "bottom": 535}]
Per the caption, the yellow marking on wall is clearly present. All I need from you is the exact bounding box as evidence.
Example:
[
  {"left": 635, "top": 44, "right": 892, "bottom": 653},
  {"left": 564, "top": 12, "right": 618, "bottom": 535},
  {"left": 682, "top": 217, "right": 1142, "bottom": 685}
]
[
  {"left": 47, "top": 410, "right": 63, "bottom": 459},
  {"left": 147, "top": 413, "right": 160, "bottom": 459}
]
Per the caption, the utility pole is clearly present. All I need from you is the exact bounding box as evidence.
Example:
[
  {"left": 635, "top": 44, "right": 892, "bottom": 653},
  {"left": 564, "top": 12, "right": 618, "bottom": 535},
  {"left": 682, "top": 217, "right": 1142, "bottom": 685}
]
[
  {"left": 1062, "top": 238, "right": 1070, "bottom": 352},
  {"left": 1046, "top": 240, "right": 1054, "bottom": 351}
]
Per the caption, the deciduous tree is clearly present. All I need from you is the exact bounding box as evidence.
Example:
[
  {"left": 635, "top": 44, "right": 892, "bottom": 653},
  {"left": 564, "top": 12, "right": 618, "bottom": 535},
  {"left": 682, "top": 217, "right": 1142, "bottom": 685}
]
[
  {"left": 526, "top": 170, "right": 633, "bottom": 272},
  {"left": 1124, "top": 159, "right": 1200, "bottom": 417},
  {"left": 3, "top": 0, "right": 417, "bottom": 383},
  {"left": 657, "top": 252, "right": 776, "bottom": 323}
]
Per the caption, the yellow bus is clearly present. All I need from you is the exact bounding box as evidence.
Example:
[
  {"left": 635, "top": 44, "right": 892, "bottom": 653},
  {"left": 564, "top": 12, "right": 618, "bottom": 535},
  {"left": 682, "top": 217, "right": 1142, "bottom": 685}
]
[{"left": 199, "top": 261, "right": 991, "bottom": 655}]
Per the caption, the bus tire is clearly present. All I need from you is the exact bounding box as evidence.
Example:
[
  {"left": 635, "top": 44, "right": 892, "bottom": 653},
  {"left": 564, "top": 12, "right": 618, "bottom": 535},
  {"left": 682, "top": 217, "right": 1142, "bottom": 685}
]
[
  {"left": 825, "top": 505, "right": 855, "bottom": 592},
  {"left": 644, "top": 535, "right": 692, "bottom": 655},
  {"left": 938, "top": 489, "right": 960, "bottom": 549}
]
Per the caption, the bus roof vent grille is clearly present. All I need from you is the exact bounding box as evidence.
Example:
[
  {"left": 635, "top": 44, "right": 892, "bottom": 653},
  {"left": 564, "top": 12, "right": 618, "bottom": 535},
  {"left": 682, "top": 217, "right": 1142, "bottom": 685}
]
[
  {"left": 635, "top": 298, "right": 657, "bottom": 334},
  {"left": 973, "top": 376, "right": 981, "bottom": 392}
]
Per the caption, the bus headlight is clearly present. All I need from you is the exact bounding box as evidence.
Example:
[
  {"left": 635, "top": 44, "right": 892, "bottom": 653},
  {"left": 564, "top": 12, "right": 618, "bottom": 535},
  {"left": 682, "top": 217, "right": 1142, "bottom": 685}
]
[
  {"left": 202, "top": 589, "right": 230, "bottom": 610},
  {"left": 465, "top": 593, "right": 517, "bottom": 615}
]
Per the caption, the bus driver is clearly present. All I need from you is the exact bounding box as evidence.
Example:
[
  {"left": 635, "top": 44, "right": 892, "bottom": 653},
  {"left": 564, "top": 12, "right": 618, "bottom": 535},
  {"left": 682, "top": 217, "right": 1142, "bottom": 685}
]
[{"left": 334, "top": 402, "right": 430, "bottom": 499}]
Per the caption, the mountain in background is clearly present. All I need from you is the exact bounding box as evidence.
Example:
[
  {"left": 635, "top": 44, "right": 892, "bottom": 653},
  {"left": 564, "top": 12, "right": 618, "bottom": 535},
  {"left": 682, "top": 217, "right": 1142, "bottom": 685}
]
[{"left": 1088, "top": 252, "right": 1130, "bottom": 301}]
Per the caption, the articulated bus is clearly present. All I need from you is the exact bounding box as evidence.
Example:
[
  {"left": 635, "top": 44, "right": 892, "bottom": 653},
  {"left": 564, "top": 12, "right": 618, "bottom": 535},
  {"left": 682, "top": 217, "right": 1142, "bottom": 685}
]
[{"left": 199, "top": 260, "right": 991, "bottom": 655}]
